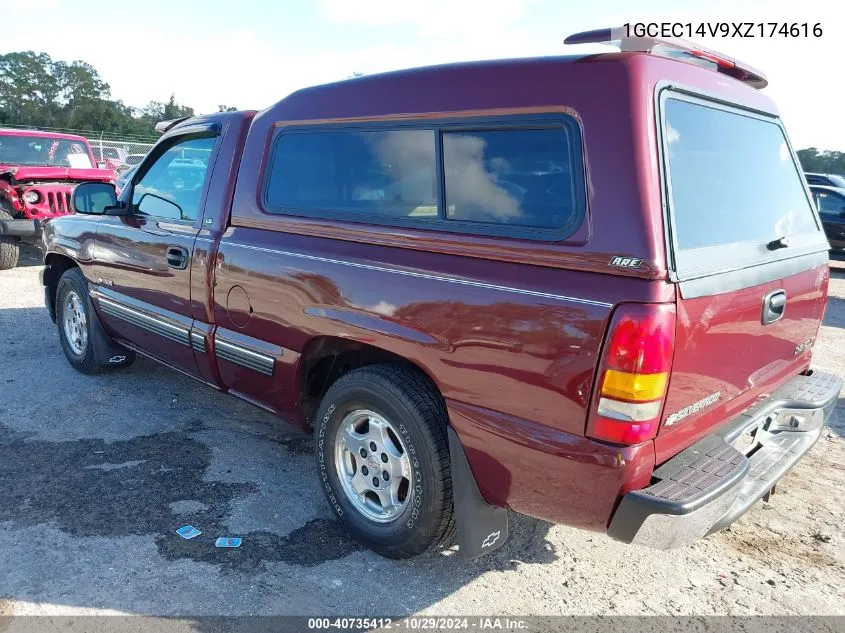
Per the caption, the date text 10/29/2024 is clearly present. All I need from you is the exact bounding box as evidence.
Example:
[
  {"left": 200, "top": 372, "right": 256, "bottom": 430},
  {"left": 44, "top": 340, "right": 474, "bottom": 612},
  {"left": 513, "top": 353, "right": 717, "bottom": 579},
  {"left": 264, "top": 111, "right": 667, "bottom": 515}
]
[
  {"left": 308, "top": 617, "right": 529, "bottom": 630},
  {"left": 623, "top": 22, "right": 823, "bottom": 38}
]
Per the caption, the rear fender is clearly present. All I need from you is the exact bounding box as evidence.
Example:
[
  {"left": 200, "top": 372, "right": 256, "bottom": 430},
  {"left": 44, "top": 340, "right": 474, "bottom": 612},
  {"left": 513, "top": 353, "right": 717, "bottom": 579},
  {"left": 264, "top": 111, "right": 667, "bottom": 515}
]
[{"left": 448, "top": 427, "right": 509, "bottom": 559}]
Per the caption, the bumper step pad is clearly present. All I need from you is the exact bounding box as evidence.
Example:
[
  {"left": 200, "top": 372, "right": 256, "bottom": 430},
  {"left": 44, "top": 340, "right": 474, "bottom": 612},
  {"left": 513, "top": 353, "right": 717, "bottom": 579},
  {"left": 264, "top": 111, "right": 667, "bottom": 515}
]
[
  {"left": 646, "top": 437, "right": 746, "bottom": 506},
  {"left": 608, "top": 370, "right": 842, "bottom": 549}
]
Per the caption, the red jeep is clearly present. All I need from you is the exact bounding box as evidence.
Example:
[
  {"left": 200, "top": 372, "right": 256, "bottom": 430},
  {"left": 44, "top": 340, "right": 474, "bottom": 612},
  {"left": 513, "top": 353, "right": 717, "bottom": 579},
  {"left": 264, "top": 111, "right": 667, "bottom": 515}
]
[
  {"left": 42, "top": 29, "right": 841, "bottom": 559},
  {"left": 0, "top": 129, "right": 114, "bottom": 269}
]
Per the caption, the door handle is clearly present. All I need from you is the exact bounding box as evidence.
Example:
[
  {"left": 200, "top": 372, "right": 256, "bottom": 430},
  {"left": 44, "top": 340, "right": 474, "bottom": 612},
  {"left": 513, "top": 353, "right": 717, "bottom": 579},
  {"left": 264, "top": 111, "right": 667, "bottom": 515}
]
[
  {"left": 762, "top": 289, "right": 786, "bottom": 325},
  {"left": 166, "top": 245, "right": 189, "bottom": 270}
]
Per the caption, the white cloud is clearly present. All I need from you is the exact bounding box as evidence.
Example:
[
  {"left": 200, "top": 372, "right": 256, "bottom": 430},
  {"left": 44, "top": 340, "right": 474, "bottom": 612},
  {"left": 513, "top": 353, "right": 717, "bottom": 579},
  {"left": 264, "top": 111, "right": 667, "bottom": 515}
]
[
  {"left": 0, "top": 0, "right": 62, "bottom": 8},
  {"left": 603, "top": 0, "right": 842, "bottom": 149},
  {"left": 369, "top": 301, "right": 397, "bottom": 316},
  {"left": 320, "top": 0, "right": 534, "bottom": 38},
  {"left": 666, "top": 124, "right": 680, "bottom": 145}
]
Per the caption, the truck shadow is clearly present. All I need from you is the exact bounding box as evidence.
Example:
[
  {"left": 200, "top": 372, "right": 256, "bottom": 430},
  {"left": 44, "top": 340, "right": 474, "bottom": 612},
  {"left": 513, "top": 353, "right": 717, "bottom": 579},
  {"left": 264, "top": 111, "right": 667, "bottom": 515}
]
[
  {"left": 0, "top": 306, "right": 557, "bottom": 618},
  {"left": 13, "top": 243, "right": 43, "bottom": 268},
  {"left": 823, "top": 296, "right": 845, "bottom": 329},
  {"left": 826, "top": 396, "right": 845, "bottom": 441}
]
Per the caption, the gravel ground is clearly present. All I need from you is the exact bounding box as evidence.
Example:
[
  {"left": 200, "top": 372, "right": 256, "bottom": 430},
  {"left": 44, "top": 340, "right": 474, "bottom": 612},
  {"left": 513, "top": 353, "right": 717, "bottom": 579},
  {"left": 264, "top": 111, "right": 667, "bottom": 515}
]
[{"left": 0, "top": 245, "right": 843, "bottom": 621}]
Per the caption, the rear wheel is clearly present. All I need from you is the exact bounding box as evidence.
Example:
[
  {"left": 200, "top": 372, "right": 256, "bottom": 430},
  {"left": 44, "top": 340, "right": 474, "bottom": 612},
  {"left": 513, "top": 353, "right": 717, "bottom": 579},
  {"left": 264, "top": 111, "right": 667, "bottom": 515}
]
[
  {"left": 0, "top": 207, "right": 20, "bottom": 271},
  {"left": 314, "top": 364, "right": 455, "bottom": 559}
]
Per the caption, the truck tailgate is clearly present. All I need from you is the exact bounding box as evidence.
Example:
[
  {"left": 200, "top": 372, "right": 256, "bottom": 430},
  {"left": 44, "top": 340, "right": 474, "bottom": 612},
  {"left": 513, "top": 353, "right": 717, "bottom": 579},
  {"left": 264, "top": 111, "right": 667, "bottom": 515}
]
[
  {"left": 653, "top": 92, "right": 832, "bottom": 463},
  {"left": 655, "top": 258, "right": 828, "bottom": 463}
]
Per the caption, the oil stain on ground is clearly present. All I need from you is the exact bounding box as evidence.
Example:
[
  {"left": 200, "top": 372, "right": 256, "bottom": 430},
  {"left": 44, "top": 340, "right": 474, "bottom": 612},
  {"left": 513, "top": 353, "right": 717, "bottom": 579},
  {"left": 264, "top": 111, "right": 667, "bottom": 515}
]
[
  {"left": 156, "top": 519, "right": 362, "bottom": 572},
  {"left": 0, "top": 425, "right": 361, "bottom": 571}
]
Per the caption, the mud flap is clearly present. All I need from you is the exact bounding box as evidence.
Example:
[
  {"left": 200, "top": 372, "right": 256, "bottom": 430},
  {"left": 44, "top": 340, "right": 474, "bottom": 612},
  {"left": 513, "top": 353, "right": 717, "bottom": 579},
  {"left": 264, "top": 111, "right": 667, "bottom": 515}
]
[
  {"left": 447, "top": 426, "right": 509, "bottom": 559},
  {"left": 85, "top": 293, "right": 136, "bottom": 367}
]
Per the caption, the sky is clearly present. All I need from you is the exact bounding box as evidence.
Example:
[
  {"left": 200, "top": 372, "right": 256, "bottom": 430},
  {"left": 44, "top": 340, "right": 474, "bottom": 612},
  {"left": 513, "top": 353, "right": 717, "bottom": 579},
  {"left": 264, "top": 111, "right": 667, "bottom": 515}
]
[{"left": 2, "top": 0, "right": 840, "bottom": 149}]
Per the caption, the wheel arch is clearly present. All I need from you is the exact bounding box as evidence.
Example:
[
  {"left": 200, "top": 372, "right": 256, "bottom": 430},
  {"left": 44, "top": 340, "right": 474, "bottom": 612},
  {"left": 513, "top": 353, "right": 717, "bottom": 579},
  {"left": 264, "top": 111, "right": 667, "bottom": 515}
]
[
  {"left": 297, "top": 335, "right": 444, "bottom": 428},
  {"left": 43, "top": 253, "right": 80, "bottom": 323}
]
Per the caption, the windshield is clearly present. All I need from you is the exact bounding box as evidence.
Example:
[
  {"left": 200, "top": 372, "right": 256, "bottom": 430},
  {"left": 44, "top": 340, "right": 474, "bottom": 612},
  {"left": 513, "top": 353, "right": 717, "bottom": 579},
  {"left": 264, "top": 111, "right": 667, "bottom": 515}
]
[{"left": 0, "top": 135, "right": 93, "bottom": 168}]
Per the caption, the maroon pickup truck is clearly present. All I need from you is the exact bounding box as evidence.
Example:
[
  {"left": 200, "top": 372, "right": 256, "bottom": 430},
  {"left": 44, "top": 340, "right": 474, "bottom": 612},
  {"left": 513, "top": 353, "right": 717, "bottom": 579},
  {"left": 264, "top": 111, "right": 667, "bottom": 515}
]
[
  {"left": 0, "top": 129, "right": 114, "bottom": 269},
  {"left": 41, "top": 28, "right": 841, "bottom": 560}
]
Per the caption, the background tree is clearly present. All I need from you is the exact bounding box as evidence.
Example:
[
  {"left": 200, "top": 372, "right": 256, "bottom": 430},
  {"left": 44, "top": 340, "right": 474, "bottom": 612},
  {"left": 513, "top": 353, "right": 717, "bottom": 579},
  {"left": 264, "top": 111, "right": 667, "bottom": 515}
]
[
  {"left": 797, "top": 148, "right": 845, "bottom": 175},
  {"left": 0, "top": 51, "right": 194, "bottom": 139}
]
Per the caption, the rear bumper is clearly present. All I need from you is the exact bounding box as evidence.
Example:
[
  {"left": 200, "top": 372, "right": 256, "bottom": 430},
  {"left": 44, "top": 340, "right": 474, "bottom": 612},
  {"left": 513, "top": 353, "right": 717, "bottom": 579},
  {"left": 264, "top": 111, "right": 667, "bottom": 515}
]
[
  {"left": 608, "top": 370, "right": 842, "bottom": 549},
  {"left": 447, "top": 399, "right": 655, "bottom": 531},
  {"left": 0, "top": 218, "right": 41, "bottom": 237}
]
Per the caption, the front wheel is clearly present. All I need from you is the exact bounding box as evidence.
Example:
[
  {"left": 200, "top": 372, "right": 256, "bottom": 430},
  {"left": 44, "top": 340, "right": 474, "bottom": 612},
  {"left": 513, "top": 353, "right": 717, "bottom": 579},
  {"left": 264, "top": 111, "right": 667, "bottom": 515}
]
[
  {"left": 0, "top": 207, "right": 20, "bottom": 270},
  {"left": 55, "top": 268, "right": 135, "bottom": 374},
  {"left": 314, "top": 364, "right": 455, "bottom": 559},
  {"left": 56, "top": 268, "right": 100, "bottom": 374}
]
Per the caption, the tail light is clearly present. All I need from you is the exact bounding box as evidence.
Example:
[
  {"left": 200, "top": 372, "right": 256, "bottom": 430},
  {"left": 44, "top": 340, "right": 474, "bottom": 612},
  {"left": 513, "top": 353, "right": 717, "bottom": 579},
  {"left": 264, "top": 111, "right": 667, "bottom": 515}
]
[{"left": 587, "top": 303, "right": 676, "bottom": 445}]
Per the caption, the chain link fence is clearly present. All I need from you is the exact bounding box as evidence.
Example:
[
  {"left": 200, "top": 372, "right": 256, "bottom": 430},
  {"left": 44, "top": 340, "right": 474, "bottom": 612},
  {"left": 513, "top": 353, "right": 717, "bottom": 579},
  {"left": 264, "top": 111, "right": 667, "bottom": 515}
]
[{"left": 88, "top": 137, "right": 156, "bottom": 175}]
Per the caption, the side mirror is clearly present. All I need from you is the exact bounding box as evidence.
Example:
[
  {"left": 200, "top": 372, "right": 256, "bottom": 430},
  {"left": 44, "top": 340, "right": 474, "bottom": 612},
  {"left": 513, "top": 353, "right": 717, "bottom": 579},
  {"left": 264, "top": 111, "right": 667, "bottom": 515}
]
[
  {"left": 72, "top": 182, "right": 119, "bottom": 215},
  {"left": 136, "top": 192, "right": 183, "bottom": 221}
]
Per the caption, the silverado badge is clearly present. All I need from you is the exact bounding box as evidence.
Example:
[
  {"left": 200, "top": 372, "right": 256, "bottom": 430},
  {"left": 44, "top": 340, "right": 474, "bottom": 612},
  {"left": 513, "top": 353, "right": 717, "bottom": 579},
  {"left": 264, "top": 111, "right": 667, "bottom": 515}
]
[
  {"left": 665, "top": 392, "right": 721, "bottom": 426},
  {"left": 794, "top": 338, "right": 814, "bottom": 356}
]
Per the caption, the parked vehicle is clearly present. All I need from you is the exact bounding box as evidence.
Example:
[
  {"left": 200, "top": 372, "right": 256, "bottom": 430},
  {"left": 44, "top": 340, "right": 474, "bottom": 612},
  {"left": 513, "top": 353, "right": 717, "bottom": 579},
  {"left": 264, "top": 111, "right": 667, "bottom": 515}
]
[
  {"left": 0, "top": 129, "right": 114, "bottom": 270},
  {"left": 124, "top": 154, "right": 146, "bottom": 167},
  {"left": 115, "top": 163, "right": 139, "bottom": 196},
  {"left": 91, "top": 145, "right": 128, "bottom": 171},
  {"left": 41, "top": 28, "right": 841, "bottom": 559},
  {"left": 805, "top": 173, "right": 845, "bottom": 188},
  {"left": 809, "top": 185, "right": 845, "bottom": 249}
]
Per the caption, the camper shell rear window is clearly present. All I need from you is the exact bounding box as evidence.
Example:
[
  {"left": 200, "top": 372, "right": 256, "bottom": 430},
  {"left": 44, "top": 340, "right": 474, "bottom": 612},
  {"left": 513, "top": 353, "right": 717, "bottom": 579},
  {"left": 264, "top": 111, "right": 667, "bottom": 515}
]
[{"left": 660, "top": 90, "right": 824, "bottom": 279}]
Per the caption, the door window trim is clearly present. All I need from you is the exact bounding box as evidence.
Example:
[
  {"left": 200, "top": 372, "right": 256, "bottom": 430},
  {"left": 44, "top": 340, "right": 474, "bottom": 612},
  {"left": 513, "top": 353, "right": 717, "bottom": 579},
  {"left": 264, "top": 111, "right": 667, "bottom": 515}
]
[
  {"left": 128, "top": 123, "right": 221, "bottom": 227},
  {"left": 654, "top": 83, "right": 828, "bottom": 283}
]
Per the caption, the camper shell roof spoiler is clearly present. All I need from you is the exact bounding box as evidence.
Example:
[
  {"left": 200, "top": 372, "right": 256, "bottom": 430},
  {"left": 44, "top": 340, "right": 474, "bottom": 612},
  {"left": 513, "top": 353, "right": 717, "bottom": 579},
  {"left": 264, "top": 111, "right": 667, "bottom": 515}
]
[{"left": 565, "top": 26, "right": 768, "bottom": 89}]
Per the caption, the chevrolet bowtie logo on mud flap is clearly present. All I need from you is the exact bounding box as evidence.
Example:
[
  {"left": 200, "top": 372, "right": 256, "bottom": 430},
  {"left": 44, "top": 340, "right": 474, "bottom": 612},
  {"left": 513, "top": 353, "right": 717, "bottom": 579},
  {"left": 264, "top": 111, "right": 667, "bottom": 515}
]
[
  {"left": 108, "top": 356, "right": 126, "bottom": 364},
  {"left": 481, "top": 531, "right": 501, "bottom": 548}
]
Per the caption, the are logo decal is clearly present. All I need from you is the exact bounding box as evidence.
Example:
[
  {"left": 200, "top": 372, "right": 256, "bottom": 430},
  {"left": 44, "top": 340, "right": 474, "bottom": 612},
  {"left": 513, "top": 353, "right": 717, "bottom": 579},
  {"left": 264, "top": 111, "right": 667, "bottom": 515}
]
[{"left": 609, "top": 256, "right": 643, "bottom": 269}]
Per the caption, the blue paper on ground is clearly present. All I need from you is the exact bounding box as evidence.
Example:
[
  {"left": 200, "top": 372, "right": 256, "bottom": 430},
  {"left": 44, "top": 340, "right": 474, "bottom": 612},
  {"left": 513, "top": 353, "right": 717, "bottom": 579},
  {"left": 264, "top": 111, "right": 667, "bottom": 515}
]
[
  {"left": 215, "top": 537, "right": 242, "bottom": 548},
  {"left": 176, "top": 525, "right": 202, "bottom": 539}
]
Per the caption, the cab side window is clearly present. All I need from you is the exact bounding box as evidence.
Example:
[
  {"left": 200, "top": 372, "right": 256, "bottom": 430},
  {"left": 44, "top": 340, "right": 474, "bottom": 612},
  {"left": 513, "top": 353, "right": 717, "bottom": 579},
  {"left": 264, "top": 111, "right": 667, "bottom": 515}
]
[{"left": 132, "top": 136, "right": 216, "bottom": 222}]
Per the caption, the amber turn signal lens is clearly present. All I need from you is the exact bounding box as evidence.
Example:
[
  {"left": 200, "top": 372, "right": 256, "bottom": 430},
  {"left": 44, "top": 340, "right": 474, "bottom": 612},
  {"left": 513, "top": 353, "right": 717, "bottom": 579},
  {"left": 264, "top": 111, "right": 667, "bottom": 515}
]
[{"left": 601, "top": 369, "right": 668, "bottom": 402}]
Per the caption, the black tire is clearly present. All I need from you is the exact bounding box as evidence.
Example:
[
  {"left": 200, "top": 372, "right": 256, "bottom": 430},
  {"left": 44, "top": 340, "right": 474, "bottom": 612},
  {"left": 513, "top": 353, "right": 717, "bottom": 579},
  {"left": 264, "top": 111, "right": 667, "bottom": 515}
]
[
  {"left": 314, "top": 364, "right": 455, "bottom": 559},
  {"left": 56, "top": 268, "right": 101, "bottom": 374},
  {"left": 0, "top": 207, "right": 20, "bottom": 271}
]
